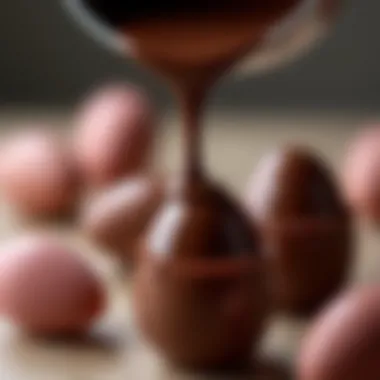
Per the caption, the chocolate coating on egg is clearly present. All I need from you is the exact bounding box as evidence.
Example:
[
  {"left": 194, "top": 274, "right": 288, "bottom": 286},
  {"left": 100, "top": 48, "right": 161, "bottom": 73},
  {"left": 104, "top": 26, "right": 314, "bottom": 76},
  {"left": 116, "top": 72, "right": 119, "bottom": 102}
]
[
  {"left": 134, "top": 176, "right": 269, "bottom": 370},
  {"left": 246, "top": 146, "right": 348, "bottom": 223},
  {"left": 145, "top": 176, "right": 261, "bottom": 259},
  {"left": 298, "top": 286, "right": 380, "bottom": 380},
  {"left": 245, "top": 146, "right": 353, "bottom": 315}
]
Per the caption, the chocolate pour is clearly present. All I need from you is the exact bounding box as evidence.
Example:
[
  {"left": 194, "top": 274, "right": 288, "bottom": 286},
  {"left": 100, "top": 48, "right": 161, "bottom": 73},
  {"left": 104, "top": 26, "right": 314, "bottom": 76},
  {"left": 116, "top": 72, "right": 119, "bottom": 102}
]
[
  {"left": 116, "top": 2, "right": 300, "bottom": 370},
  {"left": 73, "top": 0, "right": 338, "bottom": 371},
  {"left": 120, "top": 7, "right": 284, "bottom": 369}
]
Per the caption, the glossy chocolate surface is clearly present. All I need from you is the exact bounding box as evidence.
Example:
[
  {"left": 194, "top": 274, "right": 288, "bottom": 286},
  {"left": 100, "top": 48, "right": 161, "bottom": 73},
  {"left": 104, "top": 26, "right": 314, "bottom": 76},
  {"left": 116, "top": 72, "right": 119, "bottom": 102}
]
[
  {"left": 246, "top": 147, "right": 349, "bottom": 224},
  {"left": 146, "top": 177, "right": 260, "bottom": 259},
  {"left": 245, "top": 147, "right": 353, "bottom": 315},
  {"left": 134, "top": 176, "right": 269, "bottom": 369},
  {"left": 264, "top": 220, "right": 352, "bottom": 314}
]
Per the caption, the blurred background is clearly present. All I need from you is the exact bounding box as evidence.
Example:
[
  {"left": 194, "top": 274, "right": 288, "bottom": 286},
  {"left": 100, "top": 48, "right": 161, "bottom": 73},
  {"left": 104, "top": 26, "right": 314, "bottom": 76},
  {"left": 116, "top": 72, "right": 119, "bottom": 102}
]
[{"left": 0, "top": 0, "right": 377, "bottom": 113}]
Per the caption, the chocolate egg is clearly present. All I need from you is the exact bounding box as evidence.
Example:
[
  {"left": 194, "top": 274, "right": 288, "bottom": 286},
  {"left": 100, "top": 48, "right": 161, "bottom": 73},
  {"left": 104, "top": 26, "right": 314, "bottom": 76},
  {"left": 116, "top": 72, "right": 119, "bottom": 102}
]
[
  {"left": 298, "top": 285, "right": 380, "bottom": 380},
  {"left": 134, "top": 176, "right": 269, "bottom": 369},
  {"left": 342, "top": 125, "right": 380, "bottom": 223},
  {"left": 244, "top": 146, "right": 353, "bottom": 315},
  {"left": 74, "top": 83, "right": 155, "bottom": 187},
  {"left": 80, "top": 176, "right": 163, "bottom": 265},
  {"left": 0, "top": 235, "right": 105, "bottom": 335},
  {"left": 0, "top": 128, "right": 79, "bottom": 219}
]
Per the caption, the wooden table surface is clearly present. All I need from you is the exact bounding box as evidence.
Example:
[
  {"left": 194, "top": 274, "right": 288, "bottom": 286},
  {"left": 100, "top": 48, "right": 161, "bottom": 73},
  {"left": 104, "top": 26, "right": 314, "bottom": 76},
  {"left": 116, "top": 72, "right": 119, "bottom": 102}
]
[{"left": 0, "top": 110, "right": 378, "bottom": 380}]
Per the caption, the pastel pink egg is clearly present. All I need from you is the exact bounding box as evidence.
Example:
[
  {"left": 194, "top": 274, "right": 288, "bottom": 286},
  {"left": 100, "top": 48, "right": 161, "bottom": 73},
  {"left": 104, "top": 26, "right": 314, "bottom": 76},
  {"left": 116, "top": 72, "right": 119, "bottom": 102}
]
[
  {"left": 0, "top": 235, "right": 105, "bottom": 335},
  {"left": 342, "top": 125, "right": 380, "bottom": 223},
  {"left": 298, "top": 285, "right": 380, "bottom": 380},
  {"left": 80, "top": 176, "right": 163, "bottom": 265},
  {"left": 74, "top": 83, "right": 155, "bottom": 187},
  {"left": 0, "top": 128, "right": 79, "bottom": 218}
]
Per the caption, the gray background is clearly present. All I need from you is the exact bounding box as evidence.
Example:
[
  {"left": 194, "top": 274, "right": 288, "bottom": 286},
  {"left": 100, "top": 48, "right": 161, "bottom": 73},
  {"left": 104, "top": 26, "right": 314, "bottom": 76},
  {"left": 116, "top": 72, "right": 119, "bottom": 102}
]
[{"left": 0, "top": 0, "right": 377, "bottom": 111}]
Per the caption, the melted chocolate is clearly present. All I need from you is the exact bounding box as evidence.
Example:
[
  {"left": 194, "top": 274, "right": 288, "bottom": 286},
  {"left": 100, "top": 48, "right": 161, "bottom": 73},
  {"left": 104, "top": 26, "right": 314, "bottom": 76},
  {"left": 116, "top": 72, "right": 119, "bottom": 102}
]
[
  {"left": 134, "top": 176, "right": 270, "bottom": 369},
  {"left": 67, "top": 0, "right": 344, "bottom": 369},
  {"left": 118, "top": 2, "right": 292, "bottom": 368}
]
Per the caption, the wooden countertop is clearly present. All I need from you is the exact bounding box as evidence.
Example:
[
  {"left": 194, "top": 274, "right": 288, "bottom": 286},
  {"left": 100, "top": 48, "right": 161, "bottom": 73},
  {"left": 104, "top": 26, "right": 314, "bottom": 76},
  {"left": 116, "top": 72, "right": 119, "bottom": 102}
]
[{"left": 0, "top": 110, "right": 377, "bottom": 380}]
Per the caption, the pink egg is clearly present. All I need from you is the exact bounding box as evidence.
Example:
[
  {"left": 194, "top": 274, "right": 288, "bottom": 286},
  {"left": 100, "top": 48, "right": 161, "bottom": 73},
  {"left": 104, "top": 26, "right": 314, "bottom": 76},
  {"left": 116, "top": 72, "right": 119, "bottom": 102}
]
[
  {"left": 342, "top": 125, "right": 380, "bottom": 223},
  {"left": 74, "top": 83, "right": 155, "bottom": 187},
  {"left": 0, "top": 235, "right": 105, "bottom": 335},
  {"left": 80, "top": 176, "right": 164, "bottom": 265},
  {"left": 0, "top": 128, "right": 80, "bottom": 218},
  {"left": 298, "top": 285, "right": 380, "bottom": 380}
]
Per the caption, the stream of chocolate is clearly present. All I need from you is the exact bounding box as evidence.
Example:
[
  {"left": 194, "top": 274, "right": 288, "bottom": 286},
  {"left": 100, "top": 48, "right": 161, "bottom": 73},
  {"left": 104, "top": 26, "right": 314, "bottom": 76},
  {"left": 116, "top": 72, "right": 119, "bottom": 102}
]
[{"left": 82, "top": 0, "right": 301, "bottom": 180}]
